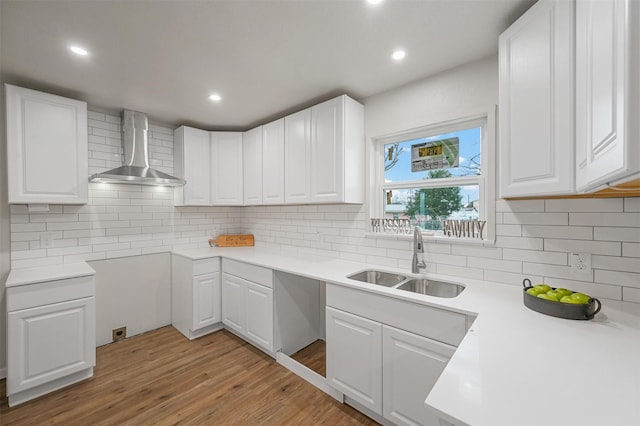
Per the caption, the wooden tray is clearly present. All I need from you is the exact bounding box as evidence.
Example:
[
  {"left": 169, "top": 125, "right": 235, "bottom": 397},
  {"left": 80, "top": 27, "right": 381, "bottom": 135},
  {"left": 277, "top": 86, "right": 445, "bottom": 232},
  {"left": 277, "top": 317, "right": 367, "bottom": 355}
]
[{"left": 208, "top": 234, "right": 255, "bottom": 247}]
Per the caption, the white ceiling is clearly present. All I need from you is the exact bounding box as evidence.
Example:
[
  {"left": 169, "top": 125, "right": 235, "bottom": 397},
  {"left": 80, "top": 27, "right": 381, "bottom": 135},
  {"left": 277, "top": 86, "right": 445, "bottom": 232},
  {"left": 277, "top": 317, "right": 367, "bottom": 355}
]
[{"left": 0, "top": 0, "right": 534, "bottom": 130}]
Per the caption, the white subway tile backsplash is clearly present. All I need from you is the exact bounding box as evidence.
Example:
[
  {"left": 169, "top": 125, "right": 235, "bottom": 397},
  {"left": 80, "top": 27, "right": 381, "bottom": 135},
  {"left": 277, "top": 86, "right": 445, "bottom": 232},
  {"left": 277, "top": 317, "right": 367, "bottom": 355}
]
[
  {"left": 467, "top": 257, "right": 522, "bottom": 273},
  {"left": 595, "top": 270, "right": 640, "bottom": 289},
  {"left": 622, "top": 243, "right": 640, "bottom": 258},
  {"left": 622, "top": 287, "right": 640, "bottom": 303},
  {"left": 483, "top": 270, "right": 543, "bottom": 286},
  {"left": 523, "top": 263, "right": 591, "bottom": 282},
  {"left": 503, "top": 248, "right": 567, "bottom": 265},
  {"left": 7, "top": 112, "right": 640, "bottom": 308},
  {"left": 522, "top": 225, "right": 592, "bottom": 240},
  {"left": 545, "top": 198, "right": 623, "bottom": 212},
  {"left": 504, "top": 212, "right": 568, "bottom": 226},
  {"left": 570, "top": 213, "right": 640, "bottom": 227},
  {"left": 592, "top": 255, "right": 640, "bottom": 273},
  {"left": 495, "top": 199, "right": 544, "bottom": 213},
  {"left": 594, "top": 227, "right": 640, "bottom": 243},
  {"left": 543, "top": 238, "right": 620, "bottom": 256},
  {"left": 624, "top": 198, "right": 640, "bottom": 212}
]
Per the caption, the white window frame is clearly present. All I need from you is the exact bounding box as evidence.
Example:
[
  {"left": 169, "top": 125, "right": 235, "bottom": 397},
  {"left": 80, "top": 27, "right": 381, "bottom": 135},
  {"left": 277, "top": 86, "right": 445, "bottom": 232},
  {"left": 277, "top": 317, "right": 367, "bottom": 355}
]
[{"left": 371, "top": 107, "right": 496, "bottom": 244}]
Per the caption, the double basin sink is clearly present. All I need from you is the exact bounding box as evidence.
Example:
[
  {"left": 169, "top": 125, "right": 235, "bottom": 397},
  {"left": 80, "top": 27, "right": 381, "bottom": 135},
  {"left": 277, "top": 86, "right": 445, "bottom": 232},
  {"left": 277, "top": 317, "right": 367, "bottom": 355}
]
[{"left": 347, "top": 270, "right": 464, "bottom": 298}]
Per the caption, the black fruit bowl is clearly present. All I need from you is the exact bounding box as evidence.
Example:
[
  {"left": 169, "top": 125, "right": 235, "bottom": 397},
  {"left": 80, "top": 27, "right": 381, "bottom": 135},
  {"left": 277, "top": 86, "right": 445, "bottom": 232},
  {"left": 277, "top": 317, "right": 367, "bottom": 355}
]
[{"left": 522, "top": 279, "right": 601, "bottom": 320}]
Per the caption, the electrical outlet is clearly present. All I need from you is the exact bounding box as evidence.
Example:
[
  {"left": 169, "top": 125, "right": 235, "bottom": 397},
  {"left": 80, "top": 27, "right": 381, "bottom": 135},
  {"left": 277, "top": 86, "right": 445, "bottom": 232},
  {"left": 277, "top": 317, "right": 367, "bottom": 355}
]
[
  {"left": 571, "top": 252, "right": 591, "bottom": 274},
  {"left": 112, "top": 326, "right": 127, "bottom": 342}
]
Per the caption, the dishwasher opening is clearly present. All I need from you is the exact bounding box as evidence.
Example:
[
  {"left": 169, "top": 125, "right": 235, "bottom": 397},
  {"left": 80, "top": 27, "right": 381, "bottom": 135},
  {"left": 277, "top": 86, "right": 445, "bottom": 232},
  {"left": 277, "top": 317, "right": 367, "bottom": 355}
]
[{"left": 274, "top": 271, "right": 326, "bottom": 379}]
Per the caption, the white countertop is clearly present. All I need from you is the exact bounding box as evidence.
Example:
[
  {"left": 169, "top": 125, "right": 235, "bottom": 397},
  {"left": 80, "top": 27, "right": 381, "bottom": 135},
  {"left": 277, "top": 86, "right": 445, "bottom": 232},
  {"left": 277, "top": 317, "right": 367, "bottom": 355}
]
[
  {"left": 5, "top": 262, "right": 96, "bottom": 288},
  {"left": 173, "top": 246, "right": 640, "bottom": 426}
]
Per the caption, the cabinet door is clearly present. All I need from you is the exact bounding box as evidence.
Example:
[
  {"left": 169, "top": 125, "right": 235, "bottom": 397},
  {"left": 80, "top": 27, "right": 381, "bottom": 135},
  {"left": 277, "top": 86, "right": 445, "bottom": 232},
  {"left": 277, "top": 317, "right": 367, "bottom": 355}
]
[
  {"left": 575, "top": 0, "right": 632, "bottom": 191},
  {"left": 326, "top": 307, "right": 382, "bottom": 415},
  {"left": 176, "top": 126, "right": 211, "bottom": 205},
  {"left": 221, "top": 274, "right": 245, "bottom": 333},
  {"left": 192, "top": 272, "right": 221, "bottom": 331},
  {"left": 244, "top": 281, "right": 273, "bottom": 352},
  {"left": 284, "top": 109, "right": 312, "bottom": 203},
  {"left": 498, "top": 0, "right": 574, "bottom": 197},
  {"left": 311, "top": 97, "right": 344, "bottom": 203},
  {"left": 243, "top": 126, "right": 263, "bottom": 205},
  {"left": 7, "top": 297, "right": 95, "bottom": 394},
  {"left": 262, "top": 118, "right": 285, "bottom": 204},
  {"left": 5, "top": 84, "right": 88, "bottom": 204},
  {"left": 211, "top": 132, "right": 243, "bottom": 205},
  {"left": 382, "top": 325, "right": 455, "bottom": 426}
]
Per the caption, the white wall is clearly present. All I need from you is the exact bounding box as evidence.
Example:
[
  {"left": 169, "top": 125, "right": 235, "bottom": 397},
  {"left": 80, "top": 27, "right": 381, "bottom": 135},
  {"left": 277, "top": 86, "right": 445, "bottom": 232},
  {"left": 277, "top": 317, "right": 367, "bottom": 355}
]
[{"left": 90, "top": 253, "right": 171, "bottom": 346}]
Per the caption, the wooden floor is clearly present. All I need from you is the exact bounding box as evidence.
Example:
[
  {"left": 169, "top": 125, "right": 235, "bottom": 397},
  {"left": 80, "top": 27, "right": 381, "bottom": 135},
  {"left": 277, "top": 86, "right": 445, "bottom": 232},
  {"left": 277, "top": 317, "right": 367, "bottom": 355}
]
[
  {"left": 0, "top": 326, "right": 377, "bottom": 425},
  {"left": 291, "top": 340, "right": 326, "bottom": 378}
]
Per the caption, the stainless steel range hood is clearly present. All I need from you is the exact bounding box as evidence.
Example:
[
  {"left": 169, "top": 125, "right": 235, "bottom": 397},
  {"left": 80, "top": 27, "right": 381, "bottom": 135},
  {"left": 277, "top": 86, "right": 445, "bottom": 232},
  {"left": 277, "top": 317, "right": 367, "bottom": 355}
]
[{"left": 89, "top": 110, "right": 186, "bottom": 186}]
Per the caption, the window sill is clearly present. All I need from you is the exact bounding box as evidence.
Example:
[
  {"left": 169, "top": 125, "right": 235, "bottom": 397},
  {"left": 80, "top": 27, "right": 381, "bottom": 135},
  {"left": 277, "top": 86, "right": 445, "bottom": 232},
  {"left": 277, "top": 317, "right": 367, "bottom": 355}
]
[{"left": 365, "top": 232, "right": 495, "bottom": 246}]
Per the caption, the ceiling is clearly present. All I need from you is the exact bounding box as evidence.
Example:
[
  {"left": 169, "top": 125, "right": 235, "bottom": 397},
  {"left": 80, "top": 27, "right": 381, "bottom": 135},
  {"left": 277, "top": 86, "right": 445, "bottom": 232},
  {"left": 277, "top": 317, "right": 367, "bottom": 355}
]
[{"left": 0, "top": 0, "right": 534, "bottom": 131}]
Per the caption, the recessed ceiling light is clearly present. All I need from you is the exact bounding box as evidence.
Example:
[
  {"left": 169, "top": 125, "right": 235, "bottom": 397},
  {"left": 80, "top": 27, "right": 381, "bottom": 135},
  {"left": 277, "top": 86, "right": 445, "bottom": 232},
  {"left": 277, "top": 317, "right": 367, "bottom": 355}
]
[
  {"left": 392, "top": 49, "right": 406, "bottom": 61},
  {"left": 367, "top": 0, "right": 384, "bottom": 5},
  {"left": 209, "top": 93, "right": 222, "bottom": 102},
  {"left": 68, "top": 45, "right": 89, "bottom": 56}
]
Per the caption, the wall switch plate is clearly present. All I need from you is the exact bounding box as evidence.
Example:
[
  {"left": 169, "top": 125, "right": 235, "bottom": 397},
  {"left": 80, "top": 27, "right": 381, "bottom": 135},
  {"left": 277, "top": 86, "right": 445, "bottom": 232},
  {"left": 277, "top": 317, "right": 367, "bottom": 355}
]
[{"left": 571, "top": 252, "right": 591, "bottom": 275}]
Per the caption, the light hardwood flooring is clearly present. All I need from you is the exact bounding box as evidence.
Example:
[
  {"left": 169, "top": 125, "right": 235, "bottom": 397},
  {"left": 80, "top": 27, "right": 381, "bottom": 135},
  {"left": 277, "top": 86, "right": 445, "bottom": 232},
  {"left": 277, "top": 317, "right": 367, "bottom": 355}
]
[
  {"left": 0, "top": 326, "right": 377, "bottom": 425},
  {"left": 290, "top": 340, "right": 326, "bottom": 378}
]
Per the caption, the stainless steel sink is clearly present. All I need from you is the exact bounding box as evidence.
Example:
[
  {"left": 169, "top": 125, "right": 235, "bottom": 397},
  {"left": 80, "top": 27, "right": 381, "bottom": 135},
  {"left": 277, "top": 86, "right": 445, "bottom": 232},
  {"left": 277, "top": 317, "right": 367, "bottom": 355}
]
[
  {"left": 395, "top": 278, "right": 465, "bottom": 298},
  {"left": 347, "top": 270, "right": 407, "bottom": 287}
]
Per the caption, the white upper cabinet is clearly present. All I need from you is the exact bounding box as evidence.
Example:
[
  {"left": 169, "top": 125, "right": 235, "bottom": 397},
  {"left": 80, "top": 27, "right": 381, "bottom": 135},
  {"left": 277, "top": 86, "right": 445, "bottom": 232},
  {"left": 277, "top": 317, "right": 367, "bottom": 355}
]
[
  {"left": 5, "top": 84, "right": 88, "bottom": 204},
  {"left": 174, "top": 126, "right": 211, "bottom": 206},
  {"left": 285, "top": 95, "right": 364, "bottom": 204},
  {"left": 285, "top": 108, "right": 312, "bottom": 204},
  {"left": 575, "top": 0, "right": 639, "bottom": 192},
  {"left": 211, "top": 131, "right": 243, "bottom": 205},
  {"left": 262, "top": 118, "right": 285, "bottom": 204},
  {"left": 243, "top": 126, "right": 263, "bottom": 205},
  {"left": 498, "top": 0, "right": 575, "bottom": 198}
]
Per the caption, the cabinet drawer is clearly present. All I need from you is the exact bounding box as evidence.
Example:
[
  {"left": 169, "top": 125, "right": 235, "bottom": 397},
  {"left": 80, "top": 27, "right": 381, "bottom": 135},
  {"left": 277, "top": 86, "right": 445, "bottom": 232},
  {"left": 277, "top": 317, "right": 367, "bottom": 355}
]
[
  {"left": 7, "top": 275, "right": 95, "bottom": 312},
  {"left": 193, "top": 258, "right": 219, "bottom": 276},
  {"left": 222, "top": 259, "right": 273, "bottom": 288}
]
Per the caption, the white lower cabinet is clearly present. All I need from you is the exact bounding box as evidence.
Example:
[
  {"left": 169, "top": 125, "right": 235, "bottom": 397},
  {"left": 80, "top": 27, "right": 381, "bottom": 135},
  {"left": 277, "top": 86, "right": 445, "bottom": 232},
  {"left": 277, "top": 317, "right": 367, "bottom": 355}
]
[
  {"left": 221, "top": 259, "right": 274, "bottom": 354},
  {"left": 171, "top": 255, "right": 221, "bottom": 339},
  {"left": 326, "top": 307, "right": 455, "bottom": 424},
  {"left": 326, "top": 283, "right": 464, "bottom": 426},
  {"left": 326, "top": 307, "right": 383, "bottom": 414},
  {"left": 6, "top": 273, "right": 96, "bottom": 407},
  {"left": 383, "top": 325, "right": 456, "bottom": 426}
]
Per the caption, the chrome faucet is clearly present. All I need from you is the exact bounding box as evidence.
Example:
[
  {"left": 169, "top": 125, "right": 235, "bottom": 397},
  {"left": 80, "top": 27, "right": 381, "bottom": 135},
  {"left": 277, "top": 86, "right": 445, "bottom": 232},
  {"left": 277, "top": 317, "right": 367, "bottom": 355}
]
[{"left": 412, "top": 226, "right": 426, "bottom": 273}]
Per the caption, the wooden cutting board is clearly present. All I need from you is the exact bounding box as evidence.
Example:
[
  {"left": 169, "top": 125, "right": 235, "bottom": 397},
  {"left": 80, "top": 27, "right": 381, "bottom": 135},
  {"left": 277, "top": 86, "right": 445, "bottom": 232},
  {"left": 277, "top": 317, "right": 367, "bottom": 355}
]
[{"left": 208, "top": 234, "right": 255, "bottom": 247}]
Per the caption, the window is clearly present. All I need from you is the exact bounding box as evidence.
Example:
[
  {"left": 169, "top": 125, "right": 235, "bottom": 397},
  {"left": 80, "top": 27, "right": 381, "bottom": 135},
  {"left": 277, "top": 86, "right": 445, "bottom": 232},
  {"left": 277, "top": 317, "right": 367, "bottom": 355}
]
[{"left": 373, "top": 110, "right": 495, "bottom": 242}]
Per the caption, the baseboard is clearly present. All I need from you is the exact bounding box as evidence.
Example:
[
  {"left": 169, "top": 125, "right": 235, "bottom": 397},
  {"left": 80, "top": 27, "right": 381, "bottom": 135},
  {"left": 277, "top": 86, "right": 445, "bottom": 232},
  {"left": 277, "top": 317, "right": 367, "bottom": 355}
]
[{"left": 0, "top": 366, "right": 6, "bottom": 380}]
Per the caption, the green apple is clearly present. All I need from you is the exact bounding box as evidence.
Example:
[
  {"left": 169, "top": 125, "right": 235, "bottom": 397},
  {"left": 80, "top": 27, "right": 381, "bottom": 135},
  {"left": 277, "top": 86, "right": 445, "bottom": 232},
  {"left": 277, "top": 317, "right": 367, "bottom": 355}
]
[
  {"left": 569, "top": 292, "right": 591, "bottom": 304},
  {"left": 526, "top": 287, "right": 546, "bottom": 296},
  {"left": 546, "top": 290, "right": 563, "bottom": 301},
  {"left": 537, "top": 293, "right": 558, "bottom": 302},
  {"left": 555, "top": 288, "right": 573, "bottom": 298},
  {"left": 533, "top": 284, "right": 552, "bottom": 293},
  {"left": 560, "top": 295, "right": 583, "bottom": 304}
]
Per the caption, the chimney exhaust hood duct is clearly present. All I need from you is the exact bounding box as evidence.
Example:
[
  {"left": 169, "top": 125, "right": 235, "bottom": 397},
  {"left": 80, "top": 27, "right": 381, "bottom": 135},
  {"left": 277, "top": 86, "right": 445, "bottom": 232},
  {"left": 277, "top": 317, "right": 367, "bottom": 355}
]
[{"left": 89, "top": 110, "right": 186, "bottom": 186}]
